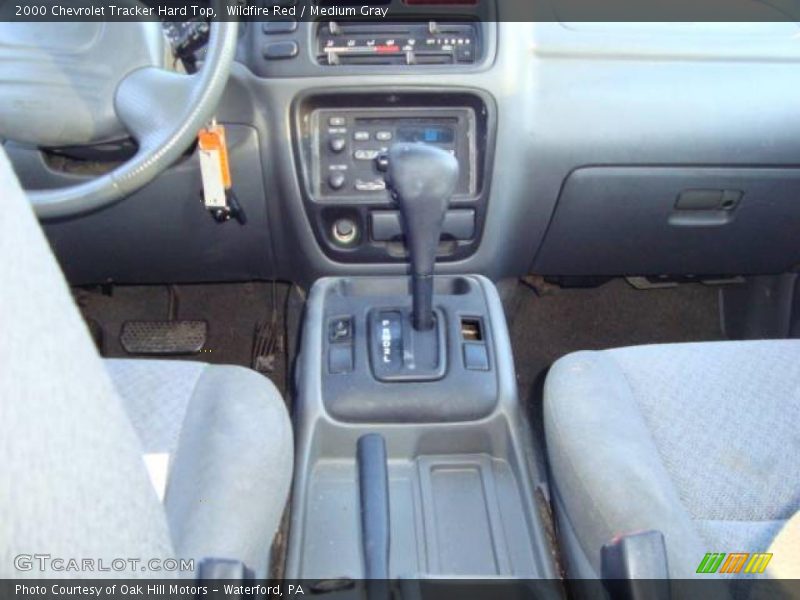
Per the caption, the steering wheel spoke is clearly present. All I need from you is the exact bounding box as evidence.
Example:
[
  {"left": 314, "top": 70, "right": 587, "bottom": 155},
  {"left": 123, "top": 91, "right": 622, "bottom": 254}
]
[{"left": 115, "top": 68, "right": 198, "bottom": 151}]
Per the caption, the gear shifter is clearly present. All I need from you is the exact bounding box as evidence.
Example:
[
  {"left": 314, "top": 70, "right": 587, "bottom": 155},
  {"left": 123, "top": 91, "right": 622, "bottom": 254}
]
[{"left": 385, "top": 143, "right": 459, "bottom": 330}]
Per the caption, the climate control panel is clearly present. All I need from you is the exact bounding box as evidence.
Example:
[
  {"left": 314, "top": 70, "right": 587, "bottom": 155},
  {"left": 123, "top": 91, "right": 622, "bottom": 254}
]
[{"left": 317, "top": 21, "right": 481, "bottom": 66}]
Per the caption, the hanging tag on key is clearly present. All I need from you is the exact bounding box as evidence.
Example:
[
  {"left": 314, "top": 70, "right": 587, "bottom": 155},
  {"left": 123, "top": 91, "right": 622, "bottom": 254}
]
[
  {"left": 198, "top": 121, "right": 246, "bottom": 224},
  {"left": 198, "top": 122, "right": 231, "bottom": 209}
]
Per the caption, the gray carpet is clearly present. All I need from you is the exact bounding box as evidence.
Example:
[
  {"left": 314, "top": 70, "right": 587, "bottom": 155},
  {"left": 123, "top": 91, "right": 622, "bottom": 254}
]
[
  {"left": 76, "top": 277, "right": 724, "bottom": 417},
  {"left": 75, "top": 282, "right": 290, "bottom": 396}
]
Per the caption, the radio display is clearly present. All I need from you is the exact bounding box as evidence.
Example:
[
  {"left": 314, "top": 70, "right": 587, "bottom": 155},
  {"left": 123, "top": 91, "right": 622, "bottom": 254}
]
[{"left": 397, "top": 126, "right": 455, "bottom": 144}]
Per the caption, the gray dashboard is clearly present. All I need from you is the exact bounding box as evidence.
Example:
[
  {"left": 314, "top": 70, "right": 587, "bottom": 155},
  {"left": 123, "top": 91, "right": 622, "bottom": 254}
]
[{"left": 10, "top": 18, "right": 800, "bottom": 287}]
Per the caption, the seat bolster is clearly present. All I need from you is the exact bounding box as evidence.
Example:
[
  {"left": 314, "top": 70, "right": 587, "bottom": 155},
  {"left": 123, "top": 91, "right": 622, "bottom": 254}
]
[
  {"left": 164, "top": 364, "right": 293, "bottom": 580},
  {"left": 544, "top": 350, "right": 705, "bottom": 578}
]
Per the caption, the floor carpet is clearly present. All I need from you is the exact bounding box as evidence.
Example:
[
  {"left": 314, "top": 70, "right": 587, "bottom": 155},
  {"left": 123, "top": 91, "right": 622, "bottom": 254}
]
[{"left": 74, "top": 282, "right": 291, "bottom": 395}]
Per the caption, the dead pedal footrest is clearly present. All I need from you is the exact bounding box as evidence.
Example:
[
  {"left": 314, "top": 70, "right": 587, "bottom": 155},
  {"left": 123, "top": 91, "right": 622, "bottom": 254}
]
[{"left": 120, "top": 320, "right": 208, "bottom": 355}]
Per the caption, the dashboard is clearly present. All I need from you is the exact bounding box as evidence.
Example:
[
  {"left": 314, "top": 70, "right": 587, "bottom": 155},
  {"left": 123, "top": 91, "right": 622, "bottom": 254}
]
[{"left": 8, "top": 8, "right": 800, "bottom": 287}]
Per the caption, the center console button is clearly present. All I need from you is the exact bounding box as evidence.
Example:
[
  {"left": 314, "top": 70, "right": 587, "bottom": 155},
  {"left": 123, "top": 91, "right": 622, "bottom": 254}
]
[
  {"left": 353, "top": 131, "right": 370, "bottom": 141},
  {"left": 375, "top": 131, "right": 393, "bottom": 141},
  {"left": 328, "top": 116, "right": 346, "bottom": 127},
  {"left": 329, "top": 317, "right": 353, "bottom": 343},
  {"left": 463, "top": 342, "right": 490, "bottom": 371}
]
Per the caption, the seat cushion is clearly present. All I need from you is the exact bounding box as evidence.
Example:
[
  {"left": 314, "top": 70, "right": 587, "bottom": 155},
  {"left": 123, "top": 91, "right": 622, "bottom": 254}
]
[
  {"left": 544, "top": 340, "right": 800, "bottom": 578},
  {"left": 106, "top": 359, "right": 293, "bottom": 579}
]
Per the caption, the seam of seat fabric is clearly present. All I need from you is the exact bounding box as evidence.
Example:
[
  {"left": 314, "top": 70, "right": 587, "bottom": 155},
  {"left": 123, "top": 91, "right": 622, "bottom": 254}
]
[{"left": 106, "top": 358, "right": 211, "bottom": 461}]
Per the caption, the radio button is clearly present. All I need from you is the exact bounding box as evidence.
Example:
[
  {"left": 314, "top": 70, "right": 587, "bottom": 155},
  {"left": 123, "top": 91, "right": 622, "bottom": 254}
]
[
  {"left": 355, "top": 179, "right": 386, "bottom": 192},
  {"left": 375, "top": 131, "right": 393, "bottom": 141},
  {"left": 354, "top": 149, "right": 380, "bottom": 161},
  {"left": 328, "top": 172, "right": 346, "bottom": 190},
  {"left": 329, "top": 137, "right": 346, "bottom": 153},
  {"left": 353, "top": 131, "right": 370, "bottom": 141},
  {"left": 328, "top": 116, "right": 346, "bottom": 127}
]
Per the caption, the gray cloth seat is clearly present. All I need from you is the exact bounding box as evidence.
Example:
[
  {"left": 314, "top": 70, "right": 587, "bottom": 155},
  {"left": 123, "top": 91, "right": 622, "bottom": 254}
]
[
  {"left": 106, "top": 359, "right": 293, "bottom": 579},
  {"left": 544, "top": 341, "right": 800, "bottom": 579},
  {"left": 0, "top": 146, "right": 292, "bottom": 579}
]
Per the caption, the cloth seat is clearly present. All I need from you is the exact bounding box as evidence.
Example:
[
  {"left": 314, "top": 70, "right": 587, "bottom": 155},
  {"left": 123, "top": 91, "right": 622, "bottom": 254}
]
[
  {"left": 544, "top": 341, "right": 800, "bottom": 579},
  {"left": 106, "top": 359, "right": 293, "bottom": 579},
  {"left": 0, "top": 145, "right": 292, "bottom": 579}
]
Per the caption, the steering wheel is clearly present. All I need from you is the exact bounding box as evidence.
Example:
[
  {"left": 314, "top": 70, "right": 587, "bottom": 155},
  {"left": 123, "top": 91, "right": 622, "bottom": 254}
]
[{"left": 0, "top": 18, "right": 237, "bottom": 220}]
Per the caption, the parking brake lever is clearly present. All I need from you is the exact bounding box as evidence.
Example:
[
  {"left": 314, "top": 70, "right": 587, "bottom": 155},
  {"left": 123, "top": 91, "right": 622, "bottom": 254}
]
[
  {"left": 357, "top": 433, "right": 390, "bottom": 589},
  {"left": 384, "top": 143, "right": 459, "bottom": 331}
]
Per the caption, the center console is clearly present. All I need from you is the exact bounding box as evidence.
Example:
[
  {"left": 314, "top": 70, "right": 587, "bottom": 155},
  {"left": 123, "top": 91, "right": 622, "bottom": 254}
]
[{"left": 285, "top": 138, "right": 556, "bottom": 580}]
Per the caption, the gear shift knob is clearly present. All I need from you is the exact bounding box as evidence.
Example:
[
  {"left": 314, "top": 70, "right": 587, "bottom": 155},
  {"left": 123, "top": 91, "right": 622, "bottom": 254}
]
[{"left": 385, "top": 143, "right": 459, "bottom": 330}]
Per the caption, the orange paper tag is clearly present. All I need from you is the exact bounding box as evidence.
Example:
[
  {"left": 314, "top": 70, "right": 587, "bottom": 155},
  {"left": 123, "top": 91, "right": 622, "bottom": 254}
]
[{"left": 198, "top": 124, "right": 232, "bottom": 189}]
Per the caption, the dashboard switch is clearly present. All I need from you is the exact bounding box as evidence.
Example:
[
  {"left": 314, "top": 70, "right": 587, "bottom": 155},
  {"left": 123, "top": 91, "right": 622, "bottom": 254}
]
[
  {"left": 262, "top": 19, "right": 298, "bottom": 34},
  {"left": 263, "top": 41, "right": 299, "bottom": 60}
]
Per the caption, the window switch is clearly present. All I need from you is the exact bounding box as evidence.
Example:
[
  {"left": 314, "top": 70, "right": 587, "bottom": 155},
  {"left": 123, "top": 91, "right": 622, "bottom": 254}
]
[{"left": 463, "top": 343, "right": 489, "bottom": 371}]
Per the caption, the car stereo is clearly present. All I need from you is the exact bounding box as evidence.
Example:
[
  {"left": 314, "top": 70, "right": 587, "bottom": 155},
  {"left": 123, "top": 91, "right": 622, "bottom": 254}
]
[{"left": 311, "top": 107, "right": 476, "bottom": 199}]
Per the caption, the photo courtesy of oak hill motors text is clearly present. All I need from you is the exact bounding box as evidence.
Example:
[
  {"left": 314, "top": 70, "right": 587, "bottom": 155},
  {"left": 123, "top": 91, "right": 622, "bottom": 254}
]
[
  {"left": 40, "top": 2, "right": 391, "bottom": 19},
  {"left": 14, "top": 584, "right": 306, "bottom": 597}
]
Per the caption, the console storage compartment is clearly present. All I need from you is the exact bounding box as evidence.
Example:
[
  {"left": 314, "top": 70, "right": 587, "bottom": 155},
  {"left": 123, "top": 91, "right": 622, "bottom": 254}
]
[{"left": 291, "top": 425, "right": 548, "bottom": 579}]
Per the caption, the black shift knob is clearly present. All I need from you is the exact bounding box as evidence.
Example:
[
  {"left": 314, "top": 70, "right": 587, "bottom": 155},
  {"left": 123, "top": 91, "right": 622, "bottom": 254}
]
[{"left": 385, "top": 143, "right": 459, "bottom": 330}]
